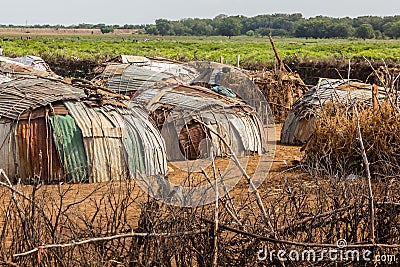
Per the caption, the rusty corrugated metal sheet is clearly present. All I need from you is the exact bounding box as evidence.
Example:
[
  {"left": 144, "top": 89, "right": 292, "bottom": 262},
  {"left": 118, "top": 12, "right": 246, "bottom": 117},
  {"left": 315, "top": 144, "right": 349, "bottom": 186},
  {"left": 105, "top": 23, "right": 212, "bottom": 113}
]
[
  {"left": 0, "top": 78, "right": 85, "bottom": 120},
  {"left": 178, "top": 121, "right": 208, "bottom": 160},
  {"left": 103, "top": 65, "right": 172, "bottom": 94},
  {"left": 64, "top": 102, "right": 127, "bottom": 182},
  {"left": 0, "top": 121, "right": 17, "bottom": 179},
  {"left": 16, "top": 117, "right": 63, "bottom": 183}
]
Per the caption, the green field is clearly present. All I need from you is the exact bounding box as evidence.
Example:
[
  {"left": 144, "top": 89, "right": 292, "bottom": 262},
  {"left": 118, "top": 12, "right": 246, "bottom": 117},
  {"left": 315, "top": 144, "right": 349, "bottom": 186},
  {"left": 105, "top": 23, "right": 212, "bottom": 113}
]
[{"left": 1, "top": 34, "right": 400, "bottom": 65}]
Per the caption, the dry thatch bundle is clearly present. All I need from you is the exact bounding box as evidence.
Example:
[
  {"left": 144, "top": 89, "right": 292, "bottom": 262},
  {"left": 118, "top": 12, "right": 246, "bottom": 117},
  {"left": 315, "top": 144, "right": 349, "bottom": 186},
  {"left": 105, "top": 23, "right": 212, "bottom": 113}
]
[
  {"left": 281, "top": 79, "right": 389, "bottom": 145},
  {"left": 303, "top": 101, "right": 400, "bottom": 179},
  {"left": 367, "top": 66, "right": 400, "bottom": 91},
  {"left": 251, "top": 69, "right": 307, "bottom": 122}
]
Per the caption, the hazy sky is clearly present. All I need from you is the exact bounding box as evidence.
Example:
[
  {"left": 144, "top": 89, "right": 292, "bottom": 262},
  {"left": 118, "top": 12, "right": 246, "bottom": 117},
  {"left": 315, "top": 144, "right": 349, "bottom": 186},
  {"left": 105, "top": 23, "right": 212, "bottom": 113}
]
[{"left": 2, "top": 0, "right": 399, "bottom": 25}]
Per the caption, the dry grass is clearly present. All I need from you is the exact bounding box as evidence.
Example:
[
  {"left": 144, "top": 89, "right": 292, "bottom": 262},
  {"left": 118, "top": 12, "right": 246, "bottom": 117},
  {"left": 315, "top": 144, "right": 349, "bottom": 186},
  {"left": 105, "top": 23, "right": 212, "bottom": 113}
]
[
  {"left": 251, "top": 70, "right": 308, "bottom": 122},
  {"left": 303, "top": 101, "right": 400, "bottom": 179}
]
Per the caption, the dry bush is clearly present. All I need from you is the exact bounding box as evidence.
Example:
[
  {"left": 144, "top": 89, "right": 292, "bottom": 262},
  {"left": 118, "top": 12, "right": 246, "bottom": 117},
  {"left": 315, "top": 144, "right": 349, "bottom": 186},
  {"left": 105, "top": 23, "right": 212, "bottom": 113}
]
[
  {"left": 303, "top": 101, "right": 400, "bottom": 179},
  {"left": 251, "top": 70, "right": 308, "bottom": 122},
  {"left": 39, "top": 53, "right": 102, "bottom": 78},
  {"left": 367, "top": 66, "right": 400, "bottom": 91},
  {"left": 0, "top": 165, "right": 399, "bottom": 266}
]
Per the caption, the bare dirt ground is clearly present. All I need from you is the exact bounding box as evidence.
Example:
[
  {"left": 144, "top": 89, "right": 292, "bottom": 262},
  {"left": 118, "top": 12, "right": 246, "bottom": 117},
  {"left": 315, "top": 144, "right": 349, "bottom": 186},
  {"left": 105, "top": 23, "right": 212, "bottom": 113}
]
[
  {"left": 1, "top": 123, "right": 304, "bottom": 214},
  {"left": 167, "top": 123, "right": 303, "bottom": 181},
  {"left": 0, "top": 124, "right": 305, "bottom": 245},
  {"left": 0, "top": 27, "right": 138, "bottom": 35}
]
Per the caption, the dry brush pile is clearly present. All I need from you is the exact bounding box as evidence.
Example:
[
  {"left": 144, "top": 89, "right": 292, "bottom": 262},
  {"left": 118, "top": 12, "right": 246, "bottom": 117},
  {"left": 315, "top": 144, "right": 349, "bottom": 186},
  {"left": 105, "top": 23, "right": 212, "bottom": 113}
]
[
  {"left": 0, "top": 158, "right": 399, "bottom": 266},
  {"left": 303, "top": 101, "right": 400, "bottom": 179},
  {"left": 251, "top": 69, "right": 307, "bottom": 122}
]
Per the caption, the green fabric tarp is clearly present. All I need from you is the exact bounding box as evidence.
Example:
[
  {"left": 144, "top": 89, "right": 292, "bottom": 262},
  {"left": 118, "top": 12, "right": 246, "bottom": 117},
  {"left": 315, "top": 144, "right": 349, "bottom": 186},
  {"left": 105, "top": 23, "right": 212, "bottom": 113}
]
[
  {"left": 211, "top": 86, "right": 236, "bottom": 98},
  {"left": 49, "top": 115, "right": 88, "bottom": 182}
]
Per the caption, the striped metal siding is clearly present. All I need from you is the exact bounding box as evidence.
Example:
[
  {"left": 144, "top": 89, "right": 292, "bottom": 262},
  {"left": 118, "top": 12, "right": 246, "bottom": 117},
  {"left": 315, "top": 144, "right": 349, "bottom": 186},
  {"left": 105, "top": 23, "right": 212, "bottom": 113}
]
[
  {"left": 100, "top": 60, "right": 198, "bottom": 95},
  {"left": 105, "top": 106, "right": 167, "bottom": 177},
  {"left": 105, "top": 65, "right": 170, "bottom": 94},
  {"left": 0, "top": 121, "right": 17, "bottom": 179},
  {"left": 49, "top": 115, "right": 88, "bottom": 183},
  {"left": 122, "top": 108, "right": 168, "bottom": 176},
  {"left": 64, "top": 102, "right": 128, "bottom": 183}
]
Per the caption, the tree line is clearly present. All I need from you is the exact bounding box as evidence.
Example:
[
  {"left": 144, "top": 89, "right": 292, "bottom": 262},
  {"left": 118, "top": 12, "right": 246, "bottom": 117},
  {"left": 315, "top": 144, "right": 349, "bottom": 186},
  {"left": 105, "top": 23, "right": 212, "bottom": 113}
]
[
  {"left": 1, "top": 14, "right": 400, "bottom": 38},
  {"left": 147, "top": 14, "right": 400, "bottom": 39}
]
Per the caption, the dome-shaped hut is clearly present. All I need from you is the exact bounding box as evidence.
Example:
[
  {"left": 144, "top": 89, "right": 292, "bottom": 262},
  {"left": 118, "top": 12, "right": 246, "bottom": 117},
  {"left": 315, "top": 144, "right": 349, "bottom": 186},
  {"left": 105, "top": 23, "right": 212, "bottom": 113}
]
[
  {"left": 281, "top": 78, "right": 388, "bottom": 145},
  {"left": 93, "top": 57, "right": 272, "bottom": 162},
  {"left": 134, "top": 83, "right": 266, "bottom": 161}
]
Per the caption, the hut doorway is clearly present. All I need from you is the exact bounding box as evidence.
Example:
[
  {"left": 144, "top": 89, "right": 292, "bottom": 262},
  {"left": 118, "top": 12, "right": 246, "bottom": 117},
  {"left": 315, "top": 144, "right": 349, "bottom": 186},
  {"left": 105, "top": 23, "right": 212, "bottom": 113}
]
[{"left": 178, "top": 120, "right": 212, "bottom": 160}]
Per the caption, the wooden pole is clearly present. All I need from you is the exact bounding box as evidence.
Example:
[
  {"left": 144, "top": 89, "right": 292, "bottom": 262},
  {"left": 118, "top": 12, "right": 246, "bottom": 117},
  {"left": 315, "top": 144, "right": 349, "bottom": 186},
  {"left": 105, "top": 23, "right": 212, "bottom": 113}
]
[
  {"left": 268, "top": 32, "right": 285, "bottom": 71},
  {"left": 372, "top": 84, "right": 379, "bottom": 110},
  {"left": 236, "top": 55, "right": 240, "bottom": 68}
]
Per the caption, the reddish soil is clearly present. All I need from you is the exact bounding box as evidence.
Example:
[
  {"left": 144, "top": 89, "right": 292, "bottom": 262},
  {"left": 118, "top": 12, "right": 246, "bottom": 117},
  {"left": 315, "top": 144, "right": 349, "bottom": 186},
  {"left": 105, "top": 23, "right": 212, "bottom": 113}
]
[
  {"left": 0, "top": 124, "right": 304, "bottom": 230},
  {"left": 0, "top": 27, "right": 138, "bottom": 35}
]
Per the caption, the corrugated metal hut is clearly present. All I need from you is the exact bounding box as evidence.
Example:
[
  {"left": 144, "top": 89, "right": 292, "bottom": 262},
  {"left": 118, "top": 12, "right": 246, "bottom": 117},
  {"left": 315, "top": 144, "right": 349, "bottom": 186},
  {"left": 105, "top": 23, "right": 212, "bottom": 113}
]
[
  {"left": 94, "top": 56, "right": 272, "bottom": 161},
  {"left": 94, "top": 58, "right": 272, "bottom": 124},
  {"left": 281, "top": 79, "right": 388, "bottom": 145},
  {"left": 0, "top": 78, "right": 167, "bottom": 184},
  {"left": 184, "top": 61, "right": 274, "bottom": 125},
  {"left": 93, "top": 56, "right": 198, "bottom": 96},
  {"left": 134, "top": 84, "right": 266, "bottom": 161}
]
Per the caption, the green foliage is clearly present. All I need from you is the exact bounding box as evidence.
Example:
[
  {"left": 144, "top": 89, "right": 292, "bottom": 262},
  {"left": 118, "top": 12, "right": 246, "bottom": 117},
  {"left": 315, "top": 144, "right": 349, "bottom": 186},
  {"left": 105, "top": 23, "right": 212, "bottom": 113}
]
[
  {"left": 3, "top": 14, "right": 400, "bottom": 39},
  {"left": 100, "top": 26, "right": 114, "bottom": 34},
  {"left": 383, "top": 21, "right": 400, "bottom": 38},
  {"left": 145, "top": 25, "right": 159, "bottom": 35},
  {"left": 156, "top": 19, "right": 173, "bottom": 36},
  {"left": 355, "top": 24, "right": 375, "bottom": 39},
  {"left": 215, "top": 16, "right": 242, "bottom": 37},
  {"left": 1, "top": 36, "right": 399, "bottom": 66},
  {"left": 246, "top": 30, "right": 255, "bottom": 37}
]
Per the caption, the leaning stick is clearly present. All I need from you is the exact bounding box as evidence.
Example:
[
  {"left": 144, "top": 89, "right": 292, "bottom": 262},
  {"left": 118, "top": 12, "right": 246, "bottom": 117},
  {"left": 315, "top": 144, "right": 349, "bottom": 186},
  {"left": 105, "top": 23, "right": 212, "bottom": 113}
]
[
  {"left": 13, "top": 229, "right": 208, "bottom": 258},
  {"left": 354, "top": 106, "right": 375, "bottom": 244},
  {"left": 201, "top": 168, "right": 242, "bottom": 226},
  {"left": 193, "top": 120, "right": 271, "bottom": 228}
]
